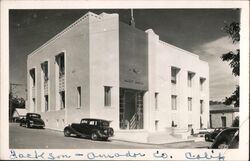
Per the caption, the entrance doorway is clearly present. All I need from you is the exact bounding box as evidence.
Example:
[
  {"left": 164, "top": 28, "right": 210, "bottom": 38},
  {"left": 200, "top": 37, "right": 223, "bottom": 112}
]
[
  {"left": 120, "top": 88, "right": 144, "bottom": 130},
  {"left": 221, "top": 116, "right": 227, "bottom": 127}
]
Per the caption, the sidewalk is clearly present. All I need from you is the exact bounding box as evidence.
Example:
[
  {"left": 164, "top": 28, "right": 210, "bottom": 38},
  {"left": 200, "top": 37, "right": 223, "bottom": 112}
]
[
  {"left": 44, "top": 125, "right": 206, "bottom": 145},
  {"left": 111, "top": 131, "right": 205, "bottom": 145}
]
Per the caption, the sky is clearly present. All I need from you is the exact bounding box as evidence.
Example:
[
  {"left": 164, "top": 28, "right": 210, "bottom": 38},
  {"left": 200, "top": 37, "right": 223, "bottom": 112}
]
[{"left": 9, "top": 9, "right": 240, "bottom": 101}]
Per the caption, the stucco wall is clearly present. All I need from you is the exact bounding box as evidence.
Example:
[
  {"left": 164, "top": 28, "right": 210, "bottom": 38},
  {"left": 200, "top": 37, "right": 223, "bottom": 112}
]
[
  {"left": 146, "top": 30, "right": 209, "bottom": 132},
  {"left": 27, "top": 14, "right": 91, "bottom": 130},
  {"left": 210, "top": 112, "right": 238, "bottom": 128},
  {"left": 88, "top": 13, "right": 120, "bottom": 130}
]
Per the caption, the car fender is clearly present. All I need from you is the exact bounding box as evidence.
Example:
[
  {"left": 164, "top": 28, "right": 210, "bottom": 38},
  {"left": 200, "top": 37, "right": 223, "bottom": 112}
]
[
  {"left": 64, "top": 126, "right": 75, "bottom": 133},
  {"left": 64, "top": 125, "right": 87, "bottom": 137},
  {"left": 90, "top": 129, "right": 101, "bottom": 136}
]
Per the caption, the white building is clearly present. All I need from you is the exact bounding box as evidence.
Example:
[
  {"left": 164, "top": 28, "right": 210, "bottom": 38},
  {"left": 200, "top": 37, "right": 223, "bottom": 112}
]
[{"left": 27, "top": 12, "right": 209, "bottom": 142}]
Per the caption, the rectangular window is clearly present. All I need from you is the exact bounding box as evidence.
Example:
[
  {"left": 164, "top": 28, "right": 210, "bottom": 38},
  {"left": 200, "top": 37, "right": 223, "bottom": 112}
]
[
  {"left": 77, "top": 86, "right": 81, "bottom": 108},
  {"left": 155, "top": 120, "right": 159, "bottom": 131},
  {"left": 188, "top": 72, "right": 195, "bottom": 87},
  {"left": 188, "top": 73, "right": 192, "bottom": 87},
  {"left": 171, "top": 67, "right": 178, "bottom": 84},
  {"left": 200, "top": 100, "right": 203, "bottom": 114},
  {"left": 200, "top": 78, "right": 206, "bottom": 91},
  {"left": 188, "top": 97, "right": 192, "bottom": 111},
  {"left": 56, "top": 53, "right": 65, "bottom": 77},
  {"left": 41, "top": 61, "right": 49, "bottom": 81},
  {"left": 60, "top": 91, "right": 65, "bottom": 109},
  {"left": 32, "top": 98, "right": 36, "bottom": 111},
  {"left": 45, "top": 95, "right": 49, "bottom": 112},
  {"left": 104, "top": 86, "right": 111, "bottom": 106},
  {"left": 171, "top": 95, "right": 177, "bottom": 110},
  {"left": 30, "top": 68, "right": 36, "bottom": 87},
  {"left": 155, "top": 93, "right": 159, "bottom": 110}
]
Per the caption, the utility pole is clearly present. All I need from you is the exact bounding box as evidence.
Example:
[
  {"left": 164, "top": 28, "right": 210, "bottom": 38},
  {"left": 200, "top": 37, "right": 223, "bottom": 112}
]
[{"left": 129, "top": 9, "right": 135, "bottom": 27}]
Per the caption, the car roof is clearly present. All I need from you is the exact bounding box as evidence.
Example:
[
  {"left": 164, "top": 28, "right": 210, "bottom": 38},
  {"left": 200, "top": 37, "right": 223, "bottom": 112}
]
[
  {"left": 81, "top": 118, "right": 111, "bottom": 122},
  {"left": 219, "top": 127, "right": 239, "bottom": 133},
  {"left": 27, "top": 113, "right": 40, "bottom": 115}
]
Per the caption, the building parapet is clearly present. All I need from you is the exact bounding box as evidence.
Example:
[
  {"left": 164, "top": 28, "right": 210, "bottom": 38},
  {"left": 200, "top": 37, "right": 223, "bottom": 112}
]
[
  {"left": 28, "top": 12, "right": 102, "bottom": 58},
  {"left": 158, "top": 40, "right": 199, "bottom": 58}
]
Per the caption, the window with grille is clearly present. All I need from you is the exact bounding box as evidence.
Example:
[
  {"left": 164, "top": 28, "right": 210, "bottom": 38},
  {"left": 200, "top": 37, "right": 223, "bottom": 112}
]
[
  {"left": 104, "top": 86, "right": 111, "bottom": 106},
  {"left": 171, "top": 95, "right": 177, "bottom": 110},
  {"left": 188, "top": 97, "right": 192, "bottom": 111}
]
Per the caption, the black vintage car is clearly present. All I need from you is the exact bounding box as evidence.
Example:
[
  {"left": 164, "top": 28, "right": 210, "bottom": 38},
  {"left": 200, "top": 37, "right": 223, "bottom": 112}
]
[
  {"left": 20, "top": 113, "right": 45, "bottom": 128},
  {"left": 210, "top": 127, "right": 239, "bottom": 149},
  {"left": 64, "top": 118, "right": 114, "bottom": 141},
  {"left": 205, "top": 127, "right": 227, "bottom": 142}
]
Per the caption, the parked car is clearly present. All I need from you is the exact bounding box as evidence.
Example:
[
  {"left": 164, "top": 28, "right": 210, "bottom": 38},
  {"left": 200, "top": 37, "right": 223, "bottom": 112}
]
[
  {"left": 20, "top": 113, "right": 45, "bottom": 128},
  {"left": 210, "top": 127, "right": 239, "bottom": 149},
  {"left": 193, "top": 128, "right": 211, "bottom": 137},
  {"left": 205, "top": 127, "right": 227, "bottom": 142},
  {"left": 64, "top": 118, "right": 114, "bottom": 141}
]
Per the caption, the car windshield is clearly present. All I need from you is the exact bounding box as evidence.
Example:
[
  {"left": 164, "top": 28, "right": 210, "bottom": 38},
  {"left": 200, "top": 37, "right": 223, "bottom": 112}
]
[{"left": 28, "top": 114, "right": 41, "bottom": 118}]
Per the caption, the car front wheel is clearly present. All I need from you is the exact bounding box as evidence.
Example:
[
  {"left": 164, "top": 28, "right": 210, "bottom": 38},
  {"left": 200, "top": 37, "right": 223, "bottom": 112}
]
[
  {"left": 64, "top": 129, "right": 71, "bottom": 137},
  {"left": 91, "top": 132, "right": 98, "bottom": 141}
]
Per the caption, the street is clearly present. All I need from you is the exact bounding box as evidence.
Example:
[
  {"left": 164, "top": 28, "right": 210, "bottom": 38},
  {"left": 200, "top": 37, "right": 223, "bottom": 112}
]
[{"left": 10, "top": 123, "right": 212, "bottom": 149}]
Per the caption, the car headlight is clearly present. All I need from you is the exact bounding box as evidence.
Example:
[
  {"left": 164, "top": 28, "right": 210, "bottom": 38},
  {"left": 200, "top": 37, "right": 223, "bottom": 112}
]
[
  {"left": 29, "top": 120, "right": 34, "bottom": 123},
  {"left": 104, "top": 129, "right": 108, "bottom": 134}
]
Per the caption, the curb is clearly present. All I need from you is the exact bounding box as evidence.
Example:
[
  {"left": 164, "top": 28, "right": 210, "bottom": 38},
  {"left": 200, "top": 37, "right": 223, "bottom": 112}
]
[
  {"left": 43, "top": 126, "right": 201, "bottom": 146},
  {"left": 110, "top": 138, "right": 195, "bottom": 146}
]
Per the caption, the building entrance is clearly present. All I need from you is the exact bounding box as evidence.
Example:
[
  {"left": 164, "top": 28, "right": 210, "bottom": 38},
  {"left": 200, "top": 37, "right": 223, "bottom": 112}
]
[{"left": 120, "top": 88, "right": 144, "bottom": 130}]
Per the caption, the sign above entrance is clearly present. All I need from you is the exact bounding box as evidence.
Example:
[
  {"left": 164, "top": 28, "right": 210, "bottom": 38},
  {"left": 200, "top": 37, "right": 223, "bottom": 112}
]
[{"left": 119, "top": 22, "right": 148, "bottom": 91}]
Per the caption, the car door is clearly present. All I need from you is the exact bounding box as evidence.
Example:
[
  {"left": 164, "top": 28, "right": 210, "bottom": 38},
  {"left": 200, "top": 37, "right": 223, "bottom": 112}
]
[
  {"left": 79, "top": 119, "right": 88, "bottom": 135},
  {"left": 86, "top": 120, "right": 97, "bottom": 135}
]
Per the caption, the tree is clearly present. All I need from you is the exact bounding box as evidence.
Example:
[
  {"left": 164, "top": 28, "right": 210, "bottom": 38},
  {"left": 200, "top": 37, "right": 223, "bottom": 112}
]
[
  {"left": 9, "top": 92, "right": 25, "bottom": 122},
  {"left": 221, "top": 22, "right": 240, "bottom": 107},
  {"left": 231, "top": 116, "right": 239, "bottom": 127}
]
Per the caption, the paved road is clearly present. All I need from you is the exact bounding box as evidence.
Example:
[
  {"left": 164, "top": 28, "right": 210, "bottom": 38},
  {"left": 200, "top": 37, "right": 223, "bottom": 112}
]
[{"left": 10, "top": 123, "right": 212, "bottom": 149}]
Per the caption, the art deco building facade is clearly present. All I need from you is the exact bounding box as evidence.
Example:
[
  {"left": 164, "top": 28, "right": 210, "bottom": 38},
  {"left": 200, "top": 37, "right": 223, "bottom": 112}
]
[{"left": 27, "top": 12, "right": 209, "bottom": 141}]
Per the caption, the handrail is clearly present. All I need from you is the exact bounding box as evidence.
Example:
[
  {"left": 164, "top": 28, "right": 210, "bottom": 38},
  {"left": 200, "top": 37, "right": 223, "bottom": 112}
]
[{"left": 129, "top": 110, "right": 143, "bottom": 129}]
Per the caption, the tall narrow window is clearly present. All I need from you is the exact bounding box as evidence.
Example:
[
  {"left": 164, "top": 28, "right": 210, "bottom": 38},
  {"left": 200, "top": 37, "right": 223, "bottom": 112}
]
[
  {"left": 32, "top": 98, "right": 36, "bottom": 111},
  {"left": 60, "top": 91, "right": 65, "bottom": 109},
  {"left": 171, "top": 95, "right": 177, "bottom": 110},
  {"left": 104, "top": 86, "right": 111, "bottom": 106},
  {"left": 56, "top": 53, "right": 65, "bottom": 77},
  {"left": 45, "top": 95, "right": 49, "bottom": 112},
  {"left": 171, "top": 67, "right": 179, "bottom": 84},
  {"left": 188, "top": 73, "right": 192, "bottom": 87},
  {"left": 155, "top": 93, "right": 159, "bottom": 110},
  {"left": 188, "top": 72, "right": 195, "bottom": 87},
  {"left": 77, "top": 86, "right": 81, "bottom": 108},
  {"left": 188, "top": 97, "right": 192, "bottom": 111},
  {"left": 41, "top": 61, "right": 49, "bottom": 81},
  {"left": 30, "top": 68, "right": 36, "bottom": 87},
  {"left": 155, "top": 120, "right": 159, "bottom": 131},
  {"left": 200, "top": 78, "right": 206, "bottom": 91},
  {"left": 200, "top": 100, "right": 203, "bottom": 114}
]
